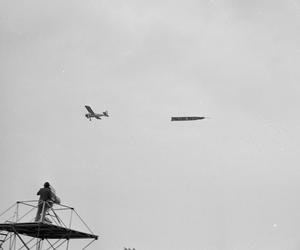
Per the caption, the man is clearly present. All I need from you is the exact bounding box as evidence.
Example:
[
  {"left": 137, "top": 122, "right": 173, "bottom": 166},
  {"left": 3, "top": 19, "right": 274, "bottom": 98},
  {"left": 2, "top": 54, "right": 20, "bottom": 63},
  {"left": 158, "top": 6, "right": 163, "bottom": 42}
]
[{"left": 35, "top": 182, "right": 53, "bottom": 222}]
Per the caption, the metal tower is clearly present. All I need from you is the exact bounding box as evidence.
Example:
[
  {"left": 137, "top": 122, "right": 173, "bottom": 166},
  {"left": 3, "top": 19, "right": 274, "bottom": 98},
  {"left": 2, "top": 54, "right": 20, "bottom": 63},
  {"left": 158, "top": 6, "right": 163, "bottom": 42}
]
[{"left": 0, "top": 200, "right": 98, "bottom": 250}]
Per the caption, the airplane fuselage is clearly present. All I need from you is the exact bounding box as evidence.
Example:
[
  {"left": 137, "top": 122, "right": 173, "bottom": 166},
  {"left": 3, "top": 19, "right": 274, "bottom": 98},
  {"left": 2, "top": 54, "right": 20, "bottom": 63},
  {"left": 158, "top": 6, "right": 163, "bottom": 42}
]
[
  {"left": 85, "top": 111, "right": 109, "bottom": 121},
  {"left": 85, "top": 113, "right": 102, "bottom": 119}
]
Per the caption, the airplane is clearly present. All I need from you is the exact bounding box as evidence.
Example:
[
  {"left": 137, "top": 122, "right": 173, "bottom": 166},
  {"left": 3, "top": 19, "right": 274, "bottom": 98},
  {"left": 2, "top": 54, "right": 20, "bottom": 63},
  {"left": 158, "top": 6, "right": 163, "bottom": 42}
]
[{"left": 85, "top": 105, "right": 109, "bottom": 121}]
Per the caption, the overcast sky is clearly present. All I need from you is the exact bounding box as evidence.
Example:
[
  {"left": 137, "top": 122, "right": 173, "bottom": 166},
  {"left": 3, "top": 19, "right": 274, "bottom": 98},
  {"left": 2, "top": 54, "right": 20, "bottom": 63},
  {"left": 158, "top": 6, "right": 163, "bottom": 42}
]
[{"left": 1, "top": 0, "right": 300, "bottom": 250}]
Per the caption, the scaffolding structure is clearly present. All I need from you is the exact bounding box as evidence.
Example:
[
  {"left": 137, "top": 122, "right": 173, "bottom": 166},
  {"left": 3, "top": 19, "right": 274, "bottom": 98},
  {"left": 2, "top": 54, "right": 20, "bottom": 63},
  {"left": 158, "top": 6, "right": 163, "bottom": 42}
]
[{"left": 0, "top": 200, "right": 98, "bottom": 250}]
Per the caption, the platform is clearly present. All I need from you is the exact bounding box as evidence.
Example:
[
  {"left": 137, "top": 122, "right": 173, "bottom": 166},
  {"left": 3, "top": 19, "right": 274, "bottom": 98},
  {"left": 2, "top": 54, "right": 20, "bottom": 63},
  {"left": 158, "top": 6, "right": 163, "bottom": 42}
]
[{"left": 0, "top": 222, "right": 98, "bottom": 240}]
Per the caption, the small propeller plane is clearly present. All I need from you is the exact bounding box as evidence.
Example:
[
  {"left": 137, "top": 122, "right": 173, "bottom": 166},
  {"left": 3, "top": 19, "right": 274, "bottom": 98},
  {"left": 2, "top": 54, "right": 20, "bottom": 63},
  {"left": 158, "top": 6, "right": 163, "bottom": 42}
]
[{"left": 85, "top": 105, "right": 109, "bottom": 121}]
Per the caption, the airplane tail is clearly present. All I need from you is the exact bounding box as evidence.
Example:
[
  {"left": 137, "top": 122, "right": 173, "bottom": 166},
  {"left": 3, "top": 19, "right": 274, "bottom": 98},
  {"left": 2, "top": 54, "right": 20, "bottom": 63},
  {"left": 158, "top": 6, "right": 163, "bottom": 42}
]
[{"left": 103, "top": 111, "right": 109, "bottom": 117}]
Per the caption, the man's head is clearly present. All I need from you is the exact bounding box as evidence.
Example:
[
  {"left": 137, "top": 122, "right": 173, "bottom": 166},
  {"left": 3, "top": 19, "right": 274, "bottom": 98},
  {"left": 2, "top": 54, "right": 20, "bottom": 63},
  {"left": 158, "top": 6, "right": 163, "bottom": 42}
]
[{"left": 44, "top": 182, "right": 50, "bottom": 188}]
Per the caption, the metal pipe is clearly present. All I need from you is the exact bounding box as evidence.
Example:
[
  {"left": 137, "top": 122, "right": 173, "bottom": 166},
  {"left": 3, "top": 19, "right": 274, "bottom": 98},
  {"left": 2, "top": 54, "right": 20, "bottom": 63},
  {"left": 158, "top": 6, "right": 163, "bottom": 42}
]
[
  {"left": 0, "top": 203, "right": 17, "bottom": 219},
  {"left": 81, "top": 239, "right": 97, "bottom": 250}
]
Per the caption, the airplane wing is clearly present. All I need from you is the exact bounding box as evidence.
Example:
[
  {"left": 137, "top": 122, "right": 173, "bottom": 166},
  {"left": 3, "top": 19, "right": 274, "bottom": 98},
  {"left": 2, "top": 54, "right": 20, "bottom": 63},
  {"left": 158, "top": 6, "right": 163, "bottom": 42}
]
[
  {"left": 85, "top": 105, "right": 95, "bottom": 115},
  {"left": 95, "top": 116, "right": 101, "bottom": 119}
]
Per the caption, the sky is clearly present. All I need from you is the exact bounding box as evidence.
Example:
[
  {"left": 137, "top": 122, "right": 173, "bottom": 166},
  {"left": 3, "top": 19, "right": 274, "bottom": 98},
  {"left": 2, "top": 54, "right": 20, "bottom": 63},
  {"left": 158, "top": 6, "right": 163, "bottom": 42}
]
[{"left": 1, "top": 0, "right": 300, "bottom": 249}]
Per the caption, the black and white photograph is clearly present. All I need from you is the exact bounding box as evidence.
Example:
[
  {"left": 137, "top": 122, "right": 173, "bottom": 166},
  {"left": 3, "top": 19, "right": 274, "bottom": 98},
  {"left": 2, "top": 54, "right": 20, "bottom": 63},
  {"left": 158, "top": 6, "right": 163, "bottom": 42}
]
[{"left": 1, "top": 0, "right": 300, "bottom": 249}]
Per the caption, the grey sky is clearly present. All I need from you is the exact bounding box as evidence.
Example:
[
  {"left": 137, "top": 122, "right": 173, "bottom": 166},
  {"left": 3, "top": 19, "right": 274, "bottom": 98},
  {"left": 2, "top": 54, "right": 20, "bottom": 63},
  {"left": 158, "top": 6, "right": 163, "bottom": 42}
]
[{"left": 1, "top": 0, "right": 300, "bottom": 250}]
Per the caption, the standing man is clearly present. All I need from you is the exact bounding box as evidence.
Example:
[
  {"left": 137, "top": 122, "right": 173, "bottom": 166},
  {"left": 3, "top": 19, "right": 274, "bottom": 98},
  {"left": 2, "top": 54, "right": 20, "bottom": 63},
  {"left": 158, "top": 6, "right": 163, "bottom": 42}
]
[{"left": 35, "top": 182, "right": 53, "bottom": 222}]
